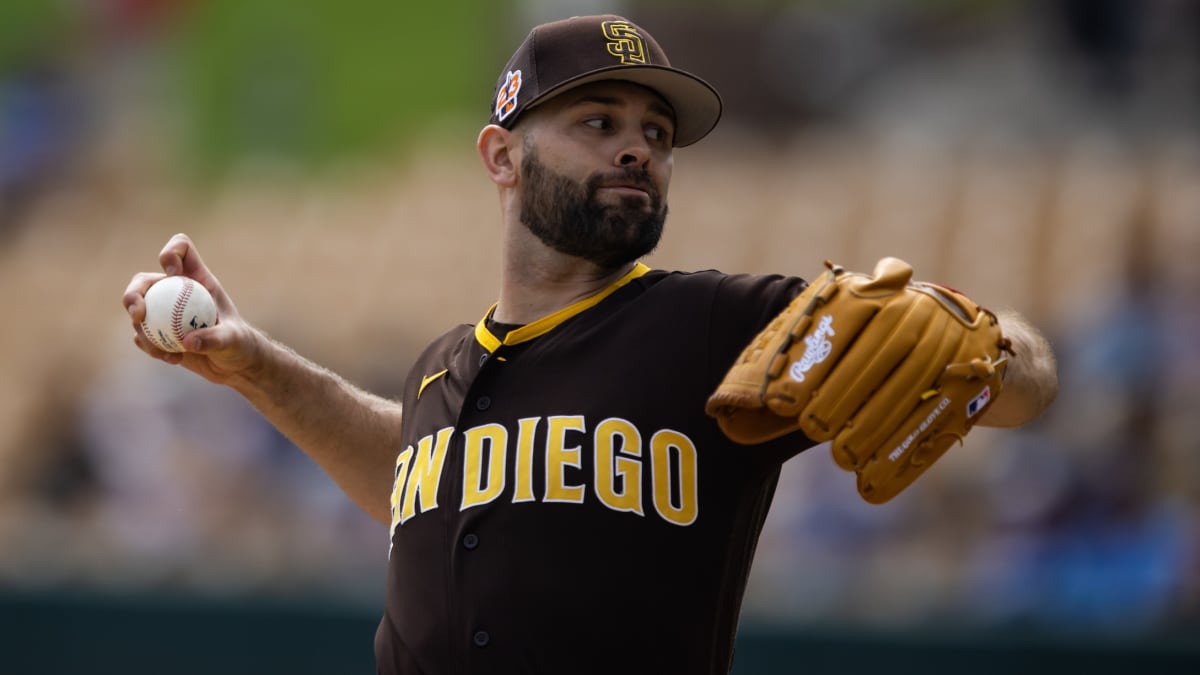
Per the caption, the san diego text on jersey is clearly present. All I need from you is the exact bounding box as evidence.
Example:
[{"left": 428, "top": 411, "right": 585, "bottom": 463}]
[{"left": 389, "top": 415, "right": 701, "bottom": 537}]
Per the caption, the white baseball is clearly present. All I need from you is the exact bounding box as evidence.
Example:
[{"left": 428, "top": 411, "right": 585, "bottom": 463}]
[{"left": 140, "top": 276, "right": 218, "bottom": 353}]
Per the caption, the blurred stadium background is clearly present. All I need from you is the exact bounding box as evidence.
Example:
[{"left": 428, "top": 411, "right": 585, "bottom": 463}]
[{"left": 1, "top": 0, "right": 1199, "bottom": 673}]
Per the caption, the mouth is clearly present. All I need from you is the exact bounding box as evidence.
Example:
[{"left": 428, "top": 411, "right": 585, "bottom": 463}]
[
  {"left": 599, "top": 185, "right": 650, "bottom": 198},
  {"left": 596, "top": 180, "right": 655, "bottom": 200},
  {"left": 589, "top": 168, "right": 659, "bottom": 204}
]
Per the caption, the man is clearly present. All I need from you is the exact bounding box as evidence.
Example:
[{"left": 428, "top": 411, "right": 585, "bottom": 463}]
[{"left": 123, "top": 15, "right": 1057, "bottom": 675}]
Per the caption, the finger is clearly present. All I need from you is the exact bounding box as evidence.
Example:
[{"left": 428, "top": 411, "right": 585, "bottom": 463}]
[
  {"left": 159, "top": 233, "right": 221, "bottom": 288},
  {"left": 122, "top": 271, "right": 168, "bottom": 322},
  {"left": 159, "top": 233, "right": 202, "bottom": 277},
  {"left": 157, "top": 233, "right": 237, "bottom": 317}
]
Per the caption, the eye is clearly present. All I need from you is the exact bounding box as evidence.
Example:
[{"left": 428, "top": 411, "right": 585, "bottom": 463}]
[
  {"left": 645, "top": 121, "right": 675, "bottom": 146},
  {"left": 584, "top": 117, "right": 610, "bottom": 130}
]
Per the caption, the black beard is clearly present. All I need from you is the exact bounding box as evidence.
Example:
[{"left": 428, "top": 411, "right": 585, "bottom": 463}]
[{"left": 518, "top": 147, "right": 667, "bottom": 270}]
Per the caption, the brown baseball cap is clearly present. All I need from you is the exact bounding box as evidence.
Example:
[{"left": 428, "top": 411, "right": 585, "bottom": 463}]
[{"left": 489, "top": 15, "right": 723, "bottom": 147}]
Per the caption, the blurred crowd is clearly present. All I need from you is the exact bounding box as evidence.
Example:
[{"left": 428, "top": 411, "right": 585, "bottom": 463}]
[
  {"left": 747, "top": 228, "right": 1200, "bottom": 634},
  {"left": 2, "top": 0, "right": 1199, "bottom": 639}
]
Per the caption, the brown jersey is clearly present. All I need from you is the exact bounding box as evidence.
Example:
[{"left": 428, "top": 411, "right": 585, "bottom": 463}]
[{"left": 375, "top": 264, "right": 815, "bottom": 675}]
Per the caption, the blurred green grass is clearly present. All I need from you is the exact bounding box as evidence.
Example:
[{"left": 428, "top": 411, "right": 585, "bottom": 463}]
[
  {"left": 168, "top": 0, "right": 501, "bottom": 177},
  {"left": 1, "top": 0, "right": 504, "bottom": 178},
  {"left": 0, "top": 0, "right": 71, "bottom": 69}
]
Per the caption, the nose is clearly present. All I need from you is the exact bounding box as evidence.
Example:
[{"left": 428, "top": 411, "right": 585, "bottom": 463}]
[
  {"left": 615, "top": 132, "right": 651, "bottom": 168},
  {"left": 618, "top": 151, "right": 647, "bottom": 167}
]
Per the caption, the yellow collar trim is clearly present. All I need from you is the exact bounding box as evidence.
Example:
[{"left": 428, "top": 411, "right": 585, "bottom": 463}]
[{"left": 475, "top": 263, "right": 651, "bottom": 352}]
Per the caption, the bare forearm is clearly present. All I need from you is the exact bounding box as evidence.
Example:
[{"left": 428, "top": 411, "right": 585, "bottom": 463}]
[
  {"left": 979, "top": 309, "right": 1059, "bottom": 428},
  {"left": 228, "top": 333, "right": 401, "bottom": 524}
]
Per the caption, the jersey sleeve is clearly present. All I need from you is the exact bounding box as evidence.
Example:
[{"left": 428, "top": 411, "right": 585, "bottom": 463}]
[
  {"left": 705, "top": 272, "right": 809, "bottom": 378},
  {"left": 701, "top": 272, "right": 822, "bottom": 458}
]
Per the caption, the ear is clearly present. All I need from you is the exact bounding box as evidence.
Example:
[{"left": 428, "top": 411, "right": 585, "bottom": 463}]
[{"left": 477, "top": 124, "right": 519, "bottom": 188}]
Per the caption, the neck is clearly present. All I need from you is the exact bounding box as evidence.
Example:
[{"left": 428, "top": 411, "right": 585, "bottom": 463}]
[{"left": 493, "top": 223, "right": 636, "bottom": 324}]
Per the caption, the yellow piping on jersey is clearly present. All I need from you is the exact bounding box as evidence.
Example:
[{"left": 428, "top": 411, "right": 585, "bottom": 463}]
[
  {"left": 474, "top": 262, "right": 651, "bottom": 353},
  {"left": 417, "top": 369, "right": 448, "bottom": 400}
]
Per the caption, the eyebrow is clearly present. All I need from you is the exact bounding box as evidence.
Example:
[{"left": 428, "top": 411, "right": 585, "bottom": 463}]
[{"left": 567, "top": 94, "right": 676, "bottom": 125}]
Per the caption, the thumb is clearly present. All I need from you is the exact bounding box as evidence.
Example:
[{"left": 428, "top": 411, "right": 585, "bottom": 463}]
[{"left": 182, "top": 325, "right": 222, "bottom": 352}]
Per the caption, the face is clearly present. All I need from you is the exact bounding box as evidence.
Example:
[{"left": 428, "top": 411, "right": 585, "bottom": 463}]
[{"left": 514, "top": 82, "right": 675, "bottom": 270}]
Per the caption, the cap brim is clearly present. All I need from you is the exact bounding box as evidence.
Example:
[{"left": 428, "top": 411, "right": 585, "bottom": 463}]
[{"left": 524, "top": 65, "right": 722, "bottom": 147}]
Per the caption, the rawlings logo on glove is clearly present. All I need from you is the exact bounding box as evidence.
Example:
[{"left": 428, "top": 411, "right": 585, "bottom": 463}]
[
  {"left": 790, "top": 315, "right": 835, "bottom": 382},
  {"left": 705, "top": 257, "right": 1013, "bottom": 504}
]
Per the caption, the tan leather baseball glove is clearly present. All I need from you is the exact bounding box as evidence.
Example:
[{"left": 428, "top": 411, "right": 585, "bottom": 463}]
[{"left": 706, "top": 257, "right": 1013, "bottom": 504}]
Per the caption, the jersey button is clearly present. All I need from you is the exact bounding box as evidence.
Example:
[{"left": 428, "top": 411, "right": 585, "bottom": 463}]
[
  {"left": 473, "top": 630, "right": 490, "bottom": 647},
  {"left": 462, "top": 533, "right": 479, "bottom": 550},
  {"left": 479, "top": 353, "right": 489, "bottom": 367},
  {"left": 475, "top": 396, "right": 491, "bottom": 411}
]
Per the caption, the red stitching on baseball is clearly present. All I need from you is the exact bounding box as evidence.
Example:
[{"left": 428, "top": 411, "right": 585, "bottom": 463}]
[{"left": 171, "top": 279, "right": 194, "bottom": 344}]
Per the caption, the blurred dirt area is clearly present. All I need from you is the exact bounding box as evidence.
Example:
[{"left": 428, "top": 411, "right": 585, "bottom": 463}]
[
  {"left": 1, "top": 124, "right": 1198, "bottom": 603},
  {"left": 2, "top": 127, "right": 1198, "bottom": 485}
]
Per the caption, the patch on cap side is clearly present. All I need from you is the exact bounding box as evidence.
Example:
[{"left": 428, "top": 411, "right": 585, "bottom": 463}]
[{"left": 495, "top": 70, "right": 523, "bottom": 122}]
